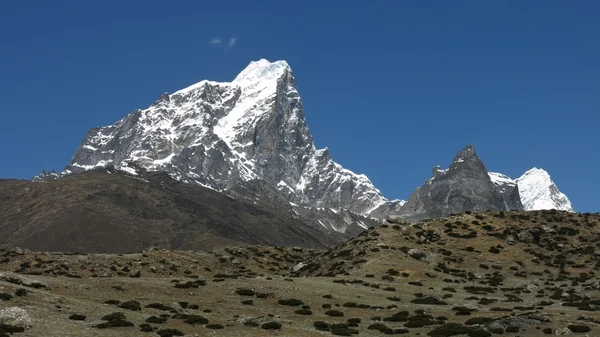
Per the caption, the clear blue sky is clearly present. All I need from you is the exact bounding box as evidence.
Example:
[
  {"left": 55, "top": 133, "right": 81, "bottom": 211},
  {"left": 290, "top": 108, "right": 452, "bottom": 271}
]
[{"left": 0, "top": 1, "right": 598, "bottom": 212}]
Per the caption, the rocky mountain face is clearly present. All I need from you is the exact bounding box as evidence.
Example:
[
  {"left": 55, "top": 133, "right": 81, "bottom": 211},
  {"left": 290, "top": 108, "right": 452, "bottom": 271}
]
[
  {"left": 395, "top": 145, "right": 509, "bottom": 221},
  {"left": 60, "top": 59, "right": 389, "bottom": 216},
  {"left": 488, "top": 172, "right": 524, "bottom": 210},
  {"left": 224, "top": 179, "right": 377, "bottom": 236}
]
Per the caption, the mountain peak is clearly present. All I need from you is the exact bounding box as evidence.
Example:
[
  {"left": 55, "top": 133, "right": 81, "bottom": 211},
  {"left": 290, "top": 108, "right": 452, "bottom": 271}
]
[
  {"left": 233, "top": 59, "right": 291, "bottom": 85},
  {"left": 520, "top": 167, "right": 550, "bottom": 179},
  {"left": 399, "top": 145, "right": 507, "bottom": 221},
  {"left": 516, "top": 167, "right": 574, "bottom": 212},
  {"left": 452, "top": 144, "right": 478, "bottom": 164}
]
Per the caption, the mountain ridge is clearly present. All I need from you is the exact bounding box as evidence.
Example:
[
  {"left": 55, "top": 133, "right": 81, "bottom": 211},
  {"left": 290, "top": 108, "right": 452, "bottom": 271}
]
[{"left": 34, "top": 59, "right": 575, "bottom": 221}]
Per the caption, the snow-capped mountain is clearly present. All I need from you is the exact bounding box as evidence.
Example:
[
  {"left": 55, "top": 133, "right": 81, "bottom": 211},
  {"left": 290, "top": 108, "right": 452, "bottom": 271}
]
[
  {"left": 516, "top": 168, "right": 574, "bottom": 212},
  {"left": 488, "top": 168, "right": 574, "bottom": 212},
  {"left": 63, "top": 59, "right": 390, "bottom": 215}
]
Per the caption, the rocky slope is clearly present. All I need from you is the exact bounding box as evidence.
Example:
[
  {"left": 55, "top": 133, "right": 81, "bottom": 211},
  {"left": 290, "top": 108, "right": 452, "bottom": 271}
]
[
  {"left": 1, "top": 167, "right": 347, "bottom": 253},
  {"left": 1, "top": 210, "right": 598, "bottom": 337},
  {"left": 59, "top": 59, "right": 389, "bottom": 216}
]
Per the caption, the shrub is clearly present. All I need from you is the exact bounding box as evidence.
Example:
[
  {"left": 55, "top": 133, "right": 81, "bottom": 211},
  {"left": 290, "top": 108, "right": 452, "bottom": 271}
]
[
  {"left": 314, "top": 321, "right": 330, "bottom": 331},
  {"left": 145, "top": 303, "right": 174, "bottom": 311},
  {"left": 568, "top": 325, "right": 590, "bottom": 333},
  {"left": 383, "top": 315, "right": 407, "bottom": 322},
  {"left": 404, "top": 314, "right": 440, "bottom": 328},
  {"left": 235, "top": 289, "right": 255, "bottom": 296},
  {"left": 294, "top": 309, "right": 312, "bottom": 315},
  {"left": 368, "top": 323, "right": 394, "bottom": 334},
  {"left": 347, "top": 318, "right": 361, "bottom": 326},
  {"left": 489, "top": 246, "right": 501, "bottom": 254},
  {"left": 139, "top": 323, "right": 153, "bottom": 332},
  {"left": 146, "top": 316, "right": 167, "bottom": 324},
  {"left": 464, "top": 317, "right": 494, "bottom": 325},
  {"left": 278, "top": 298, "right": 303, "bottom": 306},
  {"left": 331, "top": 327, "right": 359, "bottom": 336},
  {"left": 325, "top": 310, "right": 344, "bottom": 317},
  {"left": 69, "top": 314, "right": 86, "bottom": 321},
  {"left": 156, "top": 328, "right": 185, "bottom": 337},
  {"left": 118, "top": 300, "right": 141, "bottom": 311},
  {"left": 14, "top": 288, "right": 27, "bottom": 297},
  {"left": 205, "top": 324, "right": 224, "bottom": 329},
  {"left": 183, "top": 315, "right": 209, "bottom": 325}
]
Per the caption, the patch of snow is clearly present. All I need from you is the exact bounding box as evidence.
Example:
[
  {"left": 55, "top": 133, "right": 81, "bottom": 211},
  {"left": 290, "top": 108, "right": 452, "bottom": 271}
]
[
  {"left": 118, "top": 165, "right": 139, "bottom": 176},
  {"left": 488, "top": 172, "right": 516, "bottom": 186}
]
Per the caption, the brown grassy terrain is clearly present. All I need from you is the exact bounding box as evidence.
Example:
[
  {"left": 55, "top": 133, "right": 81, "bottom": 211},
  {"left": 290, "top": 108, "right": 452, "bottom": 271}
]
[
  {"left": 0, "top": 170, "right": 342, "bottom": 253},
  {"left": 1, "top": 210, "right": 599, "bottom": 337}
]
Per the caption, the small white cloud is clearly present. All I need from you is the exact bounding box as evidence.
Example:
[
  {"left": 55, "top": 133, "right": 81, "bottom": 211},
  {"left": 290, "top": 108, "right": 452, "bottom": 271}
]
[
  {"left": 209, "top": 37, "right": 222, "bottom": 45},
  {"left": 228, "top": 37, "right": 237, "bottom": 48}
]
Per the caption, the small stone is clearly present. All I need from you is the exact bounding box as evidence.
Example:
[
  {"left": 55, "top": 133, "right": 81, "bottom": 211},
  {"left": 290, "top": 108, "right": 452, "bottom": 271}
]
[
  {"left": 408, "top": 248, "right": 426, "bottom": 260},
  {"left": 292, "top": 262, "right": 306, "bottom": 272},
  {"left": 9, "top": 247, "right": 24, "bottom": 256},
  {"left": 129, "top": 270, "right": 141, "bottom": 278}
]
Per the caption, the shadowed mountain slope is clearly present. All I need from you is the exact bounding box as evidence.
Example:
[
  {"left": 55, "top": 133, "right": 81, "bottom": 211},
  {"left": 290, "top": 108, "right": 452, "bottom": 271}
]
[{"left": 0, "top": 168, "right": 345, "bottom": 253}]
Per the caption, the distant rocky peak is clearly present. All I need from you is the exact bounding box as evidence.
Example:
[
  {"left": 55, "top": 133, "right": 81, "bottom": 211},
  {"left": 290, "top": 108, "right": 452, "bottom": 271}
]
[
  {"left": 452, "top": 144, "right": 477, "bottom": 164},
  {"left": 398, "top": 144, "right": 507, "bottom": 221},
  {"left": 33, "top": 170, "right": 60, "bottom": 182},
  {"left": 446, "top": 145, "right": 490, "bottom": 179}
]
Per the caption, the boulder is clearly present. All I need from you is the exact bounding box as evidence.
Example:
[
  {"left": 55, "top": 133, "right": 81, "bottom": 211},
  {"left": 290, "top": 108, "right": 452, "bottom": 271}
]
[{"left": 0, "top": 307, "right": 32, "bottom": 329}]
